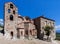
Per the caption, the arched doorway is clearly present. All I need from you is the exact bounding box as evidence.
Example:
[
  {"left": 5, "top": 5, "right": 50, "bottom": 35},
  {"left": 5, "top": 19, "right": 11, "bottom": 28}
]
[
  {"left": 10, "top": 31, "right": 13, "bottom": 39},
  {"left": 25, "top": 30, "right": 29, "bottom": 39},
  {"left": 17, "top": 28, "right": 20, "bottom": 38}
]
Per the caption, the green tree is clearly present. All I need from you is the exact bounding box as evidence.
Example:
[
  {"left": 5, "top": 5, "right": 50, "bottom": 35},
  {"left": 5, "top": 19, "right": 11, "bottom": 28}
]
[{"left": 44, "top": 25, "right": 54, "bottom": 40}]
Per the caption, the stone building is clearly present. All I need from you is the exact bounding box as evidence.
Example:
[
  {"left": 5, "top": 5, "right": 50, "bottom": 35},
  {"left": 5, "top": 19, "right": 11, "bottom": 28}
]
[
  {"left": 4, "top": 2, "right": 55, "bottom": 40},
  {"left": 4, "top": 2, "right": 37, "bottom": 39},
  {"left": 33, "top": 16, "right": 56, "bottom": 40}
]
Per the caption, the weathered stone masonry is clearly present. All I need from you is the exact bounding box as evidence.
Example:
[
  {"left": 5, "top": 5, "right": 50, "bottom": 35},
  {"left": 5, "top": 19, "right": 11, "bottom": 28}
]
[
  {"left": 33, "top": 16, "right": 56, "bottom": 40},
  {"left": 4, "top": 2, "right": 55, "bottom": 40},
  {"left": 4, "top": 2, "right": 37, "bottom": 39}
]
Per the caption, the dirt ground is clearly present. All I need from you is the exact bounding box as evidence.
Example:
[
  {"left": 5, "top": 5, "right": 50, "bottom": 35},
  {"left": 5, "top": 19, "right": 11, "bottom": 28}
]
[{"left": 0, "top": 33, "right": 59, "bottom": 44}]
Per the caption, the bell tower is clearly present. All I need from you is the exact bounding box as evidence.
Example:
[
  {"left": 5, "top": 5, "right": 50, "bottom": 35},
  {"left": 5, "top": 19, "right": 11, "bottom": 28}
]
[{"left": 4, "top": 2, "right": 18, "bottom": 38}]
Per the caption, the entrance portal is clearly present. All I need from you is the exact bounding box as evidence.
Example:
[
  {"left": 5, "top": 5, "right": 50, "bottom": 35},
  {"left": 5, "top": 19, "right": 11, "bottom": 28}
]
[
  {"left": 10, "top": 31, "right": 13, "bottom": 39},
  {"left": 17, "top": 28, "right": 20, "bottom": 38},
  {"left": 25, "top": 30, "right": 29, "bottom": 39}
]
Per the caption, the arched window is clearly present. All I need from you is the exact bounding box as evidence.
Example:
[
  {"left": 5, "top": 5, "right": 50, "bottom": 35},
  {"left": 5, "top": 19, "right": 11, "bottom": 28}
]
[
  {"left": 10, "top": 15, "right": 13, "bottom": 21},
  {"left": 10, "top": 4, "right": 13, "bottom": 9},
  {"left": 13, "top": 10, "right": 15, "bottom": 14},
  {"left": 8, "top": 9, "right": 10, "bottom": 13}
]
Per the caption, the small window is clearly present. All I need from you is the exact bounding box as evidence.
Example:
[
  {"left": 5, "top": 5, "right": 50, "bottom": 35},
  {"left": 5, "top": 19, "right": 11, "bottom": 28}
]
[
  {"left": 13, "top": 10, "right": 15, "bottom": 14},
  {"left": 45, "top": 21, "right": 47, "bottom": 25},
  {"left": 53, "top": 23, "right": 54, "bottom": 26},
  {"left": 10, "top": 4, "right": 13, "bottom": 9},
  {"left": 8, "top": 9, "right": 10, "bottom": 13},
  {"left": 10, "top": 15, "right": 13, "bottom": 21}
]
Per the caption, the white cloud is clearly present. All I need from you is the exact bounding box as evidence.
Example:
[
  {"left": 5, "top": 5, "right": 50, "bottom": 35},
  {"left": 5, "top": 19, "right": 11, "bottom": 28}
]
[
  {"left": 55, "top": 25, "right": 60, "bottom": 30},
  {"left": 0, "top": 19, "right": 3, "bottom": 26},
  {"left": 0, "top": 22, "right": 3, "bottom": 25},
  {"left": 0, "top": 19, "right": 3, "bottom": 22}
]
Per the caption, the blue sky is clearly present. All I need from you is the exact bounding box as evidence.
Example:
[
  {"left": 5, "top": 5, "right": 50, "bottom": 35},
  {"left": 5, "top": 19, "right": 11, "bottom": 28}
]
[{"left": 0, "top": 0, "right": 60, "bottom": 32}]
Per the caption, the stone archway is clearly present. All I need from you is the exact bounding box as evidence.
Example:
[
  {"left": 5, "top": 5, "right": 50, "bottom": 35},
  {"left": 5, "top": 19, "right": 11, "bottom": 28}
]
[
  {"left": 10, "top": 31, "right": 13, "bottom": 39},
  {"left": 25, "top": 30, "right": 29, "bottom": 39}
]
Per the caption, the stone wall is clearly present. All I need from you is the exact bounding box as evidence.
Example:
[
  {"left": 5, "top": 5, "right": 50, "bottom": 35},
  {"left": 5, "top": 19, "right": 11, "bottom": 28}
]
[
  {"left": 4, "top": 2, "right": 18, "bottom": 39},
  {"left": 33, "top": 16, "right": 56, "bottom": 40}
]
